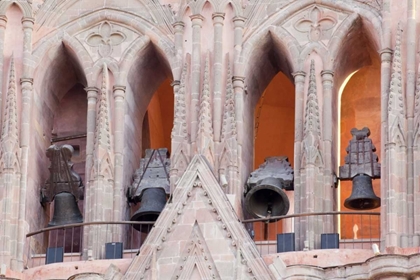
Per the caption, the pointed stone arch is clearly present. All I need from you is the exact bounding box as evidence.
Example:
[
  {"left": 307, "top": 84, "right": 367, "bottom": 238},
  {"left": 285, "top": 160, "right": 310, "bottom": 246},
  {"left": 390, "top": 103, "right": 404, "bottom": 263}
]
[{"left": 0, "top": 1, "right": 32, "bottom": 18}]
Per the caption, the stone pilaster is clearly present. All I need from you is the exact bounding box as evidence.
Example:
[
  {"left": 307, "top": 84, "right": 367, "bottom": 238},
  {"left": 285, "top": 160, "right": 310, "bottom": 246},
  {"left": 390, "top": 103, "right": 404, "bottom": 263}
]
[
  {"left": 385, "top": 24, "right": 408, "bottom": 248},
  {"left": 295, "top": 60, "right": 324, "bottom": 250},
  {"left": 112, "top": 85, "right": 126, "bottom": 241},
  {"left": 15, "top": 16, "right": 34, "bottom": 271},
  {"left": 171, "top": 63, "right": 190, "bottom": 191},
  {"left": 84, "top": 64, "right": 115, "bottom": 259},
  {"left": 189, "top": 14, "right": 204, "bottom": 145},
  {"left": 212, "top": 12, "right": 225, "bottom": 142}
]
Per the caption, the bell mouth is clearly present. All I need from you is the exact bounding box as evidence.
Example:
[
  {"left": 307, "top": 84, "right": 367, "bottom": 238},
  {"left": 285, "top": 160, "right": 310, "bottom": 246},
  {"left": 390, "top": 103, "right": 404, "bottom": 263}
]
[
  {"left": 130, "top": 212, "right": 159, "bottom": 232},
  {"left": 245, "top": 178, "right": 290, "bottom": 222},
  {"left": 344, "top": 198, "right": 380, "bottom": 210}
]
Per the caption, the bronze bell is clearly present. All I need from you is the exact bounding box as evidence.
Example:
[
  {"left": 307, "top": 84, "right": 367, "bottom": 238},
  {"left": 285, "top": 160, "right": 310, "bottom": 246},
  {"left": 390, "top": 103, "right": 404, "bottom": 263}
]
[
  {"left": 245, "top": 177, "right": 290, "bottom": 222},
  {"left": 48, "top": 192, "right": 83, "bottom": 227},
  {"left": 344, "top": 174, "right": 380, "bottom": 210},
  {"left": 130, "top": 188, "right": 167, "bottom": 232}
]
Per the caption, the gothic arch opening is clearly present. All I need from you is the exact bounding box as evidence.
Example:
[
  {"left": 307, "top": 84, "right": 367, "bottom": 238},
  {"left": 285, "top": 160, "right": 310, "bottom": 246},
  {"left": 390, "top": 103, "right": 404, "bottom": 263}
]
[
  {"left": 246, "top": 33, "right": 295, "bottom": 242},
  {"left": 31, "top": 43, "right": 88, "bottom": 253},
  {"left": 335, "top": 17, "right": 381, "bottom": 244},
  {"left": 126, "top": 41, "right": 173, "bottom": 242}
]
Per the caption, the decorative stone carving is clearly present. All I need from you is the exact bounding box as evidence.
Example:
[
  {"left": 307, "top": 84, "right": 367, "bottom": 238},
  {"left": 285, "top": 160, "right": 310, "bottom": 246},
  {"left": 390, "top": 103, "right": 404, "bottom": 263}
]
[
  {"left": 171, "top": 63, "right": 188, "bottom": 141},
  {"left": 302, "top": 60, "right": 322, "bottom": 166},
  {"left": 388, "top": 22, "right": 405, "bottom": 146},
  {"left": 294, "top": 7, "right": 336, "bottom": 42},
  {"left": 0, "top": 56, "right": 20, "bottom": 172},
  {"left": 196, "top": 54, "right": 214, "bottom": 164},
  {"left": 339, "top": 127, "right": 381, "bottom": 180},
  {"left": 91, "top": 63, "right": 114, "bottom": 180},
  {"left": 171, "top": 222, "right": 221, "bottom": 280},
  {"left": 129, "top": 148, "right": 171, "bottom": 199},
  {"left": 282, "top": 5, "right": 346, "bottom": 47},
  {"left": 86, "top": 22, "right": 126, "bottom": 57}
]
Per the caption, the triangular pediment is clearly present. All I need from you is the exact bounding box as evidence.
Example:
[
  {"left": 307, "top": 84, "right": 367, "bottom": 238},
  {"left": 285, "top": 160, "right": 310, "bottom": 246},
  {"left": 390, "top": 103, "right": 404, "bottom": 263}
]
[{"left": 123, "top": 155, "right": 273, "bottom": 280}]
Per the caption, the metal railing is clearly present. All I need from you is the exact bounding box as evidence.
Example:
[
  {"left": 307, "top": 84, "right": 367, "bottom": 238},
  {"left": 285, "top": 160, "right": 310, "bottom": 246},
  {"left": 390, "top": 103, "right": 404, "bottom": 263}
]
[
  {"left": 242, "top": 211, "right": 380, "bottom": 256},
  {"left": 25, "top": 212, "right": 380, "bottom": 267},
  {"left": 25, "top": 221, "right": 155, "bottom": 268}
]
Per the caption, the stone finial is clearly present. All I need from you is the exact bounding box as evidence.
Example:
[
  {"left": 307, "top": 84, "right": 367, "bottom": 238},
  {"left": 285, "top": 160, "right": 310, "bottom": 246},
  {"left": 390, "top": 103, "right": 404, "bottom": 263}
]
[
  {"left": 221, "top": 60, "right": 237, "bottom": 142},
  {"left": 197, "top": 53, "right": 213, "bottom": 154},
  {"left": 198, "top": 54, "right": 213, "bottom": 137},
  {"left": 130, "top": 148, "right": 171, "bottom": 200},
  {"left": 388, "top": 22, "right": 404, "bottom": 119},
  {"left": 339, "top": 127, "right": 380, "bottom": 179},
  {"left": 301, "top": 60, "right": 322, "bottom": 165},
  {"left": 303, "top": 60, "right": 321, "bottom": 138},
  {"left": 95, "top": 63, "right": 112, "bottom": 151},
  {"left": 42, "top": 144, "right": 84, "bottom": 202},
  {"left": 91, "top": 63, "right": 114, "bottom": 179},
  {"left": 172, "top": 63, "right": 188, "bottom": 140},
  {"left": 1, "top": 56, "right": 19, "bottom": 142}
]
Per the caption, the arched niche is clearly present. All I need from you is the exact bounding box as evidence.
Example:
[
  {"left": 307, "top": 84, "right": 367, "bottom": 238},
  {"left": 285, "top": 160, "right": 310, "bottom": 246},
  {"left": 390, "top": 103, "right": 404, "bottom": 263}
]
[
  {"left": 335, "top": 17, "right": 381, "bottom": 243},
  {"left": 30, "top": 43, "right": 87, "bottom": 253},
  {"left": 125, "top": 41, "right": 173, "bottom": 224},
  {"left": 245, "top": 32, "right": 295, "bottom": 241}
]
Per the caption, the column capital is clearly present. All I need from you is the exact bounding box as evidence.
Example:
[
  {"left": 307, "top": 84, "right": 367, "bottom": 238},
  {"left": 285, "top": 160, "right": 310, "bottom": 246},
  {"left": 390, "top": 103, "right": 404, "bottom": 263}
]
[
  {"left": 233, "top": 16, "right": 246, "bottom": 27},
  {"left": 85, "top": 87, "right": 99, "bottom": 99},
  {"left": 21, "top": 17, "right": 35, "bottom": 29},
  {"left": 379, "top": 48, "right": 393, "bottom": 62},
  {"left": 212, "top": 12, "right": 225, "bottom": 23},
  {"left": 232, "top": 76, "right": 245, "bottom": 90},
  {"left": 173, "top": 21, "right": 185, "bottom": 30},
  {"left": 113, "top": 85, "right": 126, "bottom": 99},
  {"left": 190, "top": 14, "right": 204, "bottom": 26},
  {"left": 0, "top": 15, "right": 7, "bottom": 28},
  {"left": 113, "top": 85, "right": 126, "bottom": 92},
  {"left": 20, "top": 78, "right": 33, "bottom": 85},
  {"left": 292, "top": 71, "right": 306, "bottom": 82},
  {"left": 321, "top": 70, "right": 334, "bottom": 81}
]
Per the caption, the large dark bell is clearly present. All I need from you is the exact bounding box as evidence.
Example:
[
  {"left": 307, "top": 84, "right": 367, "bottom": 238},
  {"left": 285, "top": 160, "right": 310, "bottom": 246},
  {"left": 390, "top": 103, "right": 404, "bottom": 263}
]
[
  {"left": 131, "top": 188, "right": 167, "bottom": 232},
  {"left": 344, "top": 174, "right": 380, "bottom": 210},
  {"left": 48, "top": 192, "right": 83, "bottom": 227},
  {"left": 245, "top": 177, "right": 290, "bottom": 222}
]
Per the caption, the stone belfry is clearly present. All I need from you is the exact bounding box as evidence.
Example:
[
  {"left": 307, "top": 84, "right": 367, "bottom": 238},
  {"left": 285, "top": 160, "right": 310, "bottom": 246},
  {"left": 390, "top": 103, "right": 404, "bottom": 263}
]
[{"left": 0, "top": 0, "right": 418, "bottom": 279}]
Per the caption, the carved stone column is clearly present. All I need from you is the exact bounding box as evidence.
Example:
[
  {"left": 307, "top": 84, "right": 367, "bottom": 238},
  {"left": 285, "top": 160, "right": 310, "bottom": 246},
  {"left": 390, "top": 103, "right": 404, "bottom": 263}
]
[
  {"left": 173, "top": 21, "right": 184, "bottom": 56},
  {"left": 212, "top": 12, "right": 225, "bottom": 142},
  {"left": 379, "top": 47, "right": 393, "bottom": 249},
  {"left": 0, "top": 15, "right": 7, "bottom": 117},
  {"left": 15, "top": 17, "right": 34, "bottom": 271},
  {"left": 82, "top": 87, "right": 98, "bottom": 257},
  {"left": 321, "top": 70, "right": 335, "bottom": 235},
  {"left": 292, "top": 71, "right": 305, "bottom": 223},
  {"left": 232, "top": 76, "right": 245, "bottom": 198},
  {"left": 84, "top": 87, "right": 99, "bottom": 189},
  {"left": 112, "top": 85, "right": 126, "bottom": 241},
  {"left": 190, "top": 14, "right": 204, "bottom": 145},
  {"left": 232, "top": 17, "right": 245, "bottom": 67}
]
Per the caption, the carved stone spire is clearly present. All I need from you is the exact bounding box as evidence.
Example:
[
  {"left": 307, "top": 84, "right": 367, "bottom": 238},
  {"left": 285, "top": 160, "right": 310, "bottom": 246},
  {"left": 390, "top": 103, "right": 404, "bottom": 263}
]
[
  {"left": 91, "top": 63, "right": 113, "bottom": 178},
  {"left": 172, "top": 63, "right": 188, "bottom": 141},
  {"left": 301, "top": 60, "right": 322, "bottom": 165},
  {"left": 388, "top": 23, "right": 405, "bottom": 144},
  {"left": 303, "top": 60, "right": 321, "bottom": 139},
  {"left": 388, "top": 22, "right": 404, "bottom": 120},
  {"left": 221, "top": 61, "right": 236, "bottom": 142},
  {"left": 197, "top": 54, "right": 213, "bottom": 148},
  {"left": 95, "top": 63, "right": 112, "bottom": 151},
  {"left": 1, "top": 56, "right": 19, "bottom": 142}
]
